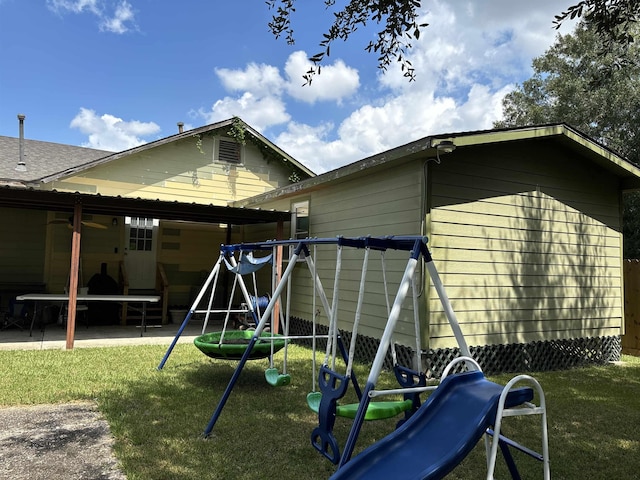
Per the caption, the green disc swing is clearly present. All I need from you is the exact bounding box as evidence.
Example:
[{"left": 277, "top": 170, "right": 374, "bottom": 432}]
[{"left": 193, "top": 251, "right": 286, "bottom": 361}]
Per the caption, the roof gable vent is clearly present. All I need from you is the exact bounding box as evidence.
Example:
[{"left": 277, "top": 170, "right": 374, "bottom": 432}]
[{"left": 217, "top": 138, "right": 241, "bottom": 164}]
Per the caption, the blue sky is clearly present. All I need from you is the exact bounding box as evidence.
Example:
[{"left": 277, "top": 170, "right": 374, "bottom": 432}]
[{"left": 0, "top": 1, "right": 577, "bottom": 173}]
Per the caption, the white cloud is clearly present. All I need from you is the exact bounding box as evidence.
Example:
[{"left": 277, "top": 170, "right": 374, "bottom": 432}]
[
  {"left": 100, "top": 1, "right": 135, "bottom": 34},
  {"left": 70, "top": 107, "right": 160, "bottom": 151},
  {"left": 284, "top": 51, "right": 360, "bottom": 104},
  {"left": 215, "top": 63, "right": 284, "bottom": 97},
  {"left": 278, "top": 84, "right": 514, "bottom": 174},
  {"left": 200, "top": 53, "right": 359, "bottom": 132},
  {"left": 202, "top": 92, "right": 290, "bottom": 132},
  {"left": 47, "top": 0, "right": 101, "bottom": 15},
  {"left": 273, "top": 122, "right": 361, "bottom": 174},
  {"left": 214, "top": 51, "right": 360, "bottom": 106},
  {"left": 47, "top": 0, "right": 136, "bottom": 34}
]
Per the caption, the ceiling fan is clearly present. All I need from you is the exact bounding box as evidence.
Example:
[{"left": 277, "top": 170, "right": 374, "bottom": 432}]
[{"left": 48, "top": 216, "right": 108, "bottom": 229}]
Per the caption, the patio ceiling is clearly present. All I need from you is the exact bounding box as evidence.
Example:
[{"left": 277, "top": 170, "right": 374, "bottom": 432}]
[{"left": 0, "top": 186, "right": 290, "bottom": 224}]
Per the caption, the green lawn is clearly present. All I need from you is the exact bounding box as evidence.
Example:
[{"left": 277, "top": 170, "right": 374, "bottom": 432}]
[{"left": 1, "top": 344, "right": 638, "bottom": 480}]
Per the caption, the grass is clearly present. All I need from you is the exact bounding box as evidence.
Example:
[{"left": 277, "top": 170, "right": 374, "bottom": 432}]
[{"left": 1, "top": 344, "right": 639, "bottom": 480}]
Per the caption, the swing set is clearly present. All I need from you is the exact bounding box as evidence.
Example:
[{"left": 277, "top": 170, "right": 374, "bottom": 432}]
[{"left": 158, "top": 235, "right": 549, "bottom": 479}]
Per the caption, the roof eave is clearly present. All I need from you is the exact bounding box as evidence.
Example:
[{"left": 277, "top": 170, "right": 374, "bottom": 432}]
[{"left": 234, "top": 123, "right": 640, "bottom": 206}]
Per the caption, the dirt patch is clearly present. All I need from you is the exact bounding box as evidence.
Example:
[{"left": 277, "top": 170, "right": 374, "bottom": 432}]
[{"left": 0, "top": 402, "right": 126, "bottom": 480}]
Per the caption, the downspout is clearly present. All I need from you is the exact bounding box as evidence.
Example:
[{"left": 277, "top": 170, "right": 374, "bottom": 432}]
[
  {"left": 420, "top": 157, "right": 436, "bottom": 359},
  {"left": 420, "top": 139, "right": 457, "bottom": 361}
]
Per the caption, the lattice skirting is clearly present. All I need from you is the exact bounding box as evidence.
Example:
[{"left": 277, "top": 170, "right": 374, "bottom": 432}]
[{"left": 289, "top": 317, "right": 621, "bottom": 378}]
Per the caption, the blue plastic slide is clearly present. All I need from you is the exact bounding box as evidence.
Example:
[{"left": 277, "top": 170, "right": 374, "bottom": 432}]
[{"left": 329, "top": 370, "right": 533, "bottom": 480}]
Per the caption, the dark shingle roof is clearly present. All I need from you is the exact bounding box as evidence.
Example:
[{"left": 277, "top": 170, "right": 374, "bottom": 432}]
[{"left": 0, "top": 136, "right": 112, "bottom": 184}]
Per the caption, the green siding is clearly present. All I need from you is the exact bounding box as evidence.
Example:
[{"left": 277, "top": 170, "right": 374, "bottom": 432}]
[
  {"left": 427, "top": 141, "right": 623, "bottom": 349},
  {"left": 244, "top": 138, "right": 627, "bottom": 354},
  {"left": 245, "top": 162, "right": 426, "bottom": 347}
]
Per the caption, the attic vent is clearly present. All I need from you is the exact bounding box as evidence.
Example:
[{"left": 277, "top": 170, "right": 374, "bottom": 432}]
[{"left": 217, "top": 138, "right": 241, "bottom": 164}]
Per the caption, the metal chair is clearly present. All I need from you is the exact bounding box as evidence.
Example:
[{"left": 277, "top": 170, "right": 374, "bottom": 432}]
[{"left": 2, "top": 299, "right": 28, "bottom": 331}]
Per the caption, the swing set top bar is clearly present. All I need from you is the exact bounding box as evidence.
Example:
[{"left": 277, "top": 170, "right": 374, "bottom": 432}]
[{"left": 220, "top": 235, "right": 431, "bottom": 255}]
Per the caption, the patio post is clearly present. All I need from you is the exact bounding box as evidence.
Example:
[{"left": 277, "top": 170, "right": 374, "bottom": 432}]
[{"left": 66, "top": 202, "right": 82, "bottom": 350}]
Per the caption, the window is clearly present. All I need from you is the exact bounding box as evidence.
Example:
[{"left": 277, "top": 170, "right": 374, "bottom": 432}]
[
  {"left": 125, "top": 217, "right": 158, "bottom": 251},
  {"left": 291, "top": 201, "right": 309, "bottom": 239},
  {"left": 217, "top": 137, "right": 241, "bottom": 164}
]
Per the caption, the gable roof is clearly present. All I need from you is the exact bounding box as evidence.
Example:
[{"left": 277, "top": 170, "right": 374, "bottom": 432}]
[
  {"left": 233, "top": 123, "right": 640, "bottom": 207},
  {"left": 0, "top": 117, "right": 306, "bottom": 225},
  {"left": 0, "top": 117, "right": 315, "bottom": 188},
  {"left": 40, "top": 117, "right": 314, "bottom": 184}
]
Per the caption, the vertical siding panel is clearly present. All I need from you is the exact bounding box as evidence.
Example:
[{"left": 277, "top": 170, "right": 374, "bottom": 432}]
[
  {"left": 157, "top": 222, "right": 227, "bottom": 306},
  {"left": 0, "top": 208, "right": 47, "bottom": 294}
]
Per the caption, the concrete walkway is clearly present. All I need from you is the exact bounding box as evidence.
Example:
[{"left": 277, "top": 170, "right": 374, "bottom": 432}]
[{"left": 0, "top": 318, "right": 213, "bottom": 351}]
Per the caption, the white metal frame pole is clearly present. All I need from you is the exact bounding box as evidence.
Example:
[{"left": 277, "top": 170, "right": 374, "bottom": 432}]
[
  {"left": 425, "top": 260, "right": 472, "bottom": 358},
  {"left": 339, "top": 239, "right": 422, "bottom": 466},
  {"left": 157, "top": 255, "right": 223, "bottom": 369}
]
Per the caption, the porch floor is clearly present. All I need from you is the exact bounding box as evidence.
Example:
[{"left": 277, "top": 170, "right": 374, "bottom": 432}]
[{"left": 0, "top": 317, "right": 222, "bottom": 351}]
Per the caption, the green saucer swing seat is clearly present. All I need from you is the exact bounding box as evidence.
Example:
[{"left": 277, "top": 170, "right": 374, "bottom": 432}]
[{"left": 194, "top": 330, "right": 286, "bottom": 360}]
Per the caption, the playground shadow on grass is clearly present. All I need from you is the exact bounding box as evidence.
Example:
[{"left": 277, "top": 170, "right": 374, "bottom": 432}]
[{"left": 98, "top": 354, "right": 351, "bottom": 480}]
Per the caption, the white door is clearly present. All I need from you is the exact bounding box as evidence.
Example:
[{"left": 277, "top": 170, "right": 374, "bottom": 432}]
[{"left": 124, "top": 216, "right": 158, "bottom": 289}]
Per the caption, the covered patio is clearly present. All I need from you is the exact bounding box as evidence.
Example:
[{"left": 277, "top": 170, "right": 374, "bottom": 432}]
[{"left": 0, "top": 186, "right": 289, "bottom": 350}]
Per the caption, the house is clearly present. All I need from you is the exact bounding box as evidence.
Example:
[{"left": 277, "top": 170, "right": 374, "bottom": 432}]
[
  {"left": 0, "top": 116, "right": 314, "bottom": 344},
  {"left": 233, "top": 124, "right": 640, "bottom": 373}
]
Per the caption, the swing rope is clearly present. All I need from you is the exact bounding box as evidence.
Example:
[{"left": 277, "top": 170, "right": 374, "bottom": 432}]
[
  {"left": 268, "top": 245, "right": 277, "bottom": 368},
  {"left": 265, "top": 245, "right": 291, "bottom": 387},
  {"left": 311, "top": 243, "right": 318, "bottom": 394},
  {"left": 341, "top": 246, "right": 415, "bottom": 418},
  {"left": 323, "top": 244, "right": 343, "bottom": 371},
  {"left": 345, "top": 246, "right": 370, "bottom": 378},
  {"left": 309, "top": 243, "right": 414, "bottom": 424},
  {"left": 380, "top": 250, "right": 399, "bottom": 367}
]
